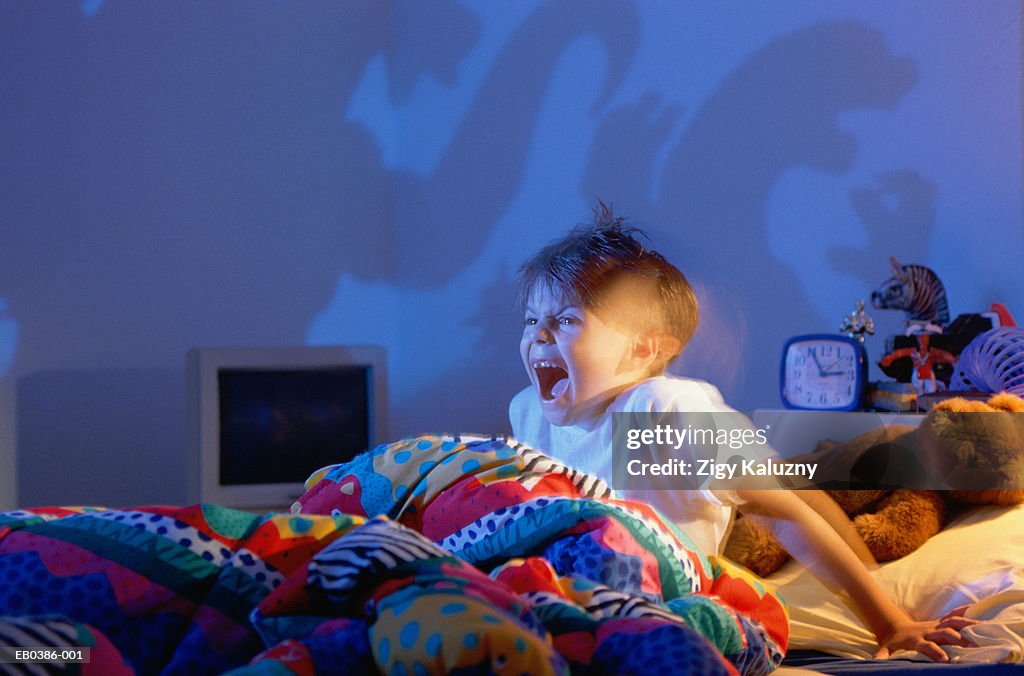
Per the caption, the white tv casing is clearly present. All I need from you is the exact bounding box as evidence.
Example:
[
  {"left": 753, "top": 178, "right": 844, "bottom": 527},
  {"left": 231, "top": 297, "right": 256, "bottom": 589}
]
[{"left": 186, "top": 345, "right": 387, "bottom": 512}]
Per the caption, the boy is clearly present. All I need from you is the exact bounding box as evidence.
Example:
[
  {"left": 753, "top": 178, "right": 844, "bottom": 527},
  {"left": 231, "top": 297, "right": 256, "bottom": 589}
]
[{"left": 510, "top": 206, "right": 975, "bottom": 662}]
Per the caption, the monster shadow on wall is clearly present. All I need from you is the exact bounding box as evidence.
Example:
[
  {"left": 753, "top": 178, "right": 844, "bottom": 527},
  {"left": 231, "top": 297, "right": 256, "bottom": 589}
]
[
  {"left": 5, "top": 6, "right": 948, "bottom": 503},
  {"left": 581, "top": 20, "right": 927, "bottom": 408}
]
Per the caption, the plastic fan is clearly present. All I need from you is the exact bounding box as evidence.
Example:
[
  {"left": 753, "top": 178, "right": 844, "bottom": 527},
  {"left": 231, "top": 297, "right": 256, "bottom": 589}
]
[{"left": 951, "top": 327, "right": 1024, "bottom": 394}]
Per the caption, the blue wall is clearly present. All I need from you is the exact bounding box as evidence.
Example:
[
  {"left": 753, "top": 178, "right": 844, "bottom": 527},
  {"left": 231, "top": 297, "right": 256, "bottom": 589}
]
[{"left": 1, "top": 1, "right": 1020, "bottom": 508}]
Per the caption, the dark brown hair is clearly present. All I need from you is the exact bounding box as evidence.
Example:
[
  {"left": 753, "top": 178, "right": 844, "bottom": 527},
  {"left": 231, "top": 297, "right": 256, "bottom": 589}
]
[{"left": 516, "top": 203, "right": 699, "bottom": 364}]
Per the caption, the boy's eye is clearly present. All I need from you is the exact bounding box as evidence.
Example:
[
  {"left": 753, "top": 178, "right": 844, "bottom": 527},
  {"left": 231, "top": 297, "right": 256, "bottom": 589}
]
[
  {"left": 524, "top": 317, "right": 538, "bottom": 326},
  {"left": 558, "top": 316, "right": 579, "bottom": 326}
]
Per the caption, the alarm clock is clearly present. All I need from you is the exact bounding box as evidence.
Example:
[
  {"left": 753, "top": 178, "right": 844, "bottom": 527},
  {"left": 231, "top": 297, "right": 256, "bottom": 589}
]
[{"left": 780, "top": 334, "right": 868, "bottom": 411}]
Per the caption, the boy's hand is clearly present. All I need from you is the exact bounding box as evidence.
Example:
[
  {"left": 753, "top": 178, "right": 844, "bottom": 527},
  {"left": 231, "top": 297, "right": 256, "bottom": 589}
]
[{"left": 873, "top": 609, "right": 981, "bottom": 662}]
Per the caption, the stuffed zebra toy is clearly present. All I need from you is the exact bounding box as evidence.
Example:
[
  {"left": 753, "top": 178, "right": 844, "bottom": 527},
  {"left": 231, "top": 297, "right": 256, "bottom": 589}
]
[{"left": 871, "top": 256, "right": 950, "bottom": 326}]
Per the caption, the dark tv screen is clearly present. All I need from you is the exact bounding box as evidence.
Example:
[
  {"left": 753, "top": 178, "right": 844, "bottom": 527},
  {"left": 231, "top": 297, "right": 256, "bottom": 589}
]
[{"left": 218, "top": 366, "right": 370, "bottom": 485}]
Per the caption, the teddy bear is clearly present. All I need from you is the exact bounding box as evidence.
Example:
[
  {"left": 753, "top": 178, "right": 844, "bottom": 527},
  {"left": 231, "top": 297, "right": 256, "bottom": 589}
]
[{"left": 723, "top": 392, "right": 1024, "bottom": 578}]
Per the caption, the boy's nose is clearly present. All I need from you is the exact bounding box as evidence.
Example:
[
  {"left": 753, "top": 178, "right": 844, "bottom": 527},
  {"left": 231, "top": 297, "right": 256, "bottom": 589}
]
[{"left": 529, "top": 319, "right": 554, "bottom": 343}]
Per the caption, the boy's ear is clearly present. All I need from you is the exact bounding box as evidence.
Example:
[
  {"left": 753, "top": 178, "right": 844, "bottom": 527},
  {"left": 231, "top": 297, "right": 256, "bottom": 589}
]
[
  {"left": 630, "top": 333, "right": 662, "bottom": 371},
  {"left": 631, "top": 332, "right": 682, "bottom": 373}
]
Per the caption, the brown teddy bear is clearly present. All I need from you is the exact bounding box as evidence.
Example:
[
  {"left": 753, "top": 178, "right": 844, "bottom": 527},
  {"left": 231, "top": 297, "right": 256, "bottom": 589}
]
[{"left": 724, "top": 392, "right": 1024, "bottom": 578}]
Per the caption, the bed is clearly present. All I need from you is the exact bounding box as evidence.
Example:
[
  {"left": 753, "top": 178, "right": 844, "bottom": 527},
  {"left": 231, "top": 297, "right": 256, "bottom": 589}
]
[{"left": 0, "top": 435, "right": 1021, "bottom": 675}]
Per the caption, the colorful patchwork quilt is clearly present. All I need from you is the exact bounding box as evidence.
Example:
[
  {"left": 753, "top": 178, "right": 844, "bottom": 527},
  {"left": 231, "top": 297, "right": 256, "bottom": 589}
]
[{"left": 0, "top": 436, "right": 788, "bottom": 675}]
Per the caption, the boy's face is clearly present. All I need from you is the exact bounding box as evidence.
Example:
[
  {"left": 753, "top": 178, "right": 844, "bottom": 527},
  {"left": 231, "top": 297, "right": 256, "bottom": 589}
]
[{"left": 520, "top": 284, "right": 646, "bottom": 428}]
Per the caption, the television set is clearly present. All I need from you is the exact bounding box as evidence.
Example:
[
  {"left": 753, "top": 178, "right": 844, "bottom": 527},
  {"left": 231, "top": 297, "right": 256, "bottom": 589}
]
[{"left": 186, "top": 345, "right": 387, "bottom": 512}]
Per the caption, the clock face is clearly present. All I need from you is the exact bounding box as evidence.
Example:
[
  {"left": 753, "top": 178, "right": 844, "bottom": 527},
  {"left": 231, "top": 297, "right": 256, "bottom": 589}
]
[{"left": 782, "top": 336, "right": 864, "bottom": 410}]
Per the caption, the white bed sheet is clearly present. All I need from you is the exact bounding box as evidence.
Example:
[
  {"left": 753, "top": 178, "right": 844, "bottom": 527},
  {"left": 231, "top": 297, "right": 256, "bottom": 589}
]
[{"left": 767, "top": 502, "right": 1024, "bottom": 663}]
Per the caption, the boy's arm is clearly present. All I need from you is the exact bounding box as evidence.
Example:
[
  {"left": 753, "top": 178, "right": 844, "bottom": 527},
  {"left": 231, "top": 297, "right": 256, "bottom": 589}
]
[
  {"left": 731, "top": 488, "right": 975, "bottom": 662},
  {"left": 791, "top": 489, "right": 877, "bottom": 567}
]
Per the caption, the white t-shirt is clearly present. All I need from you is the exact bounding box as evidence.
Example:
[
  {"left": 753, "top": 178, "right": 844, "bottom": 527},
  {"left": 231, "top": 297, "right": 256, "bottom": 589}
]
[{"left": 509, "top": 375, "right": 748, "bottom": 555}]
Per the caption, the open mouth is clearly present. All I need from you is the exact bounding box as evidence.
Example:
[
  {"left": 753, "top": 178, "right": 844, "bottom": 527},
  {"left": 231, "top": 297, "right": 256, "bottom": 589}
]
[{"left": 533, "top": 360, "right": 569, "bottom": 401}]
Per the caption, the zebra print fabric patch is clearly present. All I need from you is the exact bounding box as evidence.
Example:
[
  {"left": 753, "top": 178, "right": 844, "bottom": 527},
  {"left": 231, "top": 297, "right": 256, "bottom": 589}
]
[
  {"left": 514, "top": 446, "right": 613, "bottom": 499},
  {"left": 308, "top": 517, "right": 448, "bottom": 603}
]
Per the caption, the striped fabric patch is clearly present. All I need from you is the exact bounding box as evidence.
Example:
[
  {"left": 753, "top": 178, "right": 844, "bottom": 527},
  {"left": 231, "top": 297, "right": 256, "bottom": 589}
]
[{"left": 309, "top": 517, "right": 449, "bottom": 602}]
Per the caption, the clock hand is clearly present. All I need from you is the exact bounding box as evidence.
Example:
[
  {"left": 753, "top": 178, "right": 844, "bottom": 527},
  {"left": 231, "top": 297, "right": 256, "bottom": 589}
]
[
  {"left": 822, "top": 356, "right": 845, "bottom": 372},
  {"left": 809, "top": 350, "right": 825, "bottom": 376}
]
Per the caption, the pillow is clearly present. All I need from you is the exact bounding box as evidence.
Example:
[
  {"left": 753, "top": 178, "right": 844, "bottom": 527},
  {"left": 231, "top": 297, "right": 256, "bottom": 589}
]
[{"left": 771, "top": 503, "right": 1024, "bottom": 662}]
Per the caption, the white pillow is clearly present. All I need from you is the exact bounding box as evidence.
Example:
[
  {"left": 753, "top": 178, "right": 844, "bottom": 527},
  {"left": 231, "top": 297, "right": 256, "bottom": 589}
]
[{"left": 769, "top": 503, "right": 1024, "bottom": 663}]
